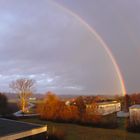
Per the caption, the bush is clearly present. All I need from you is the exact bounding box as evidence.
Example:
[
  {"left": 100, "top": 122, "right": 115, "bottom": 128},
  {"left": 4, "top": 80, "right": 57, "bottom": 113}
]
[
  {"left": 0, "top": 93, "right": 8, "bottom": 115},
  {"left": 98, "top": 114, "right": 118, "bottom": 129},
  {"left": 37, "top": 92, "right": 80, "bottom": 122},
  {"left": 126, "top": 118, "right": 140, "bottom": 133}
]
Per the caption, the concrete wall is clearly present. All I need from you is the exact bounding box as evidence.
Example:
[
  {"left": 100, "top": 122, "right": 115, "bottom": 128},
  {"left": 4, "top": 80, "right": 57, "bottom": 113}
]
[{"left": 129, "top": 108, "right": 140, "bottom": 124}]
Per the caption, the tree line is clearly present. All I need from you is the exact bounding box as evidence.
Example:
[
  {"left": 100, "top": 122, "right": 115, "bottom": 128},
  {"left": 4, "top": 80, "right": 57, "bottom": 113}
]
[{"left": 37, "top": 92, "right": 101, "bottom": 125}]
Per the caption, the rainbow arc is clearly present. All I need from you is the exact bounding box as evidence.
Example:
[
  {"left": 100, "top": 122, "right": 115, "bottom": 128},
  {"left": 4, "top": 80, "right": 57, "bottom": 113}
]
[{"left": 51, "top": 0, "right": 127, "bottom": 96}]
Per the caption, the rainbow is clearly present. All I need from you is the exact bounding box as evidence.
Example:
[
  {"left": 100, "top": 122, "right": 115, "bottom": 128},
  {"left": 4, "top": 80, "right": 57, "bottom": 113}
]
[{"left": 51, "top": 0, "right": 127, "bottom": 96}]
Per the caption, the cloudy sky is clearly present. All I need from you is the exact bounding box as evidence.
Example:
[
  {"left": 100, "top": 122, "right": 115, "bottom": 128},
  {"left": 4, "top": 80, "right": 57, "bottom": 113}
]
[{"left": 0, "top": 0, "right": 140, "bottom": 95}]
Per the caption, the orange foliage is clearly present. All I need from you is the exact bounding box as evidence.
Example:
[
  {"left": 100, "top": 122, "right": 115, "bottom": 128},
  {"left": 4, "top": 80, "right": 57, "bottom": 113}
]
[
  {"left": 130, "top": 93, "right": 140, "bottom": 104},
  {"left": 81, "top": 112, "right": 101, "bottom": 124},
  {"left": 60, "top": 105, "right": 79, "bottom": 122},
  {"left": 37, "top": 92, "right": 79, "bottom": 121},
  {"left": 37, "top": 92, "right": 61, "bottom": 120},
  {"left": 37, "top": 92, "right": 101, "bottom": 124}
]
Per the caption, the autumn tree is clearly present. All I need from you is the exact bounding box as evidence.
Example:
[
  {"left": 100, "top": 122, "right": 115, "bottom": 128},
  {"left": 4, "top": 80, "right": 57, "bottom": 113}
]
[
  {"left": 124, "top": 94, "right": 131, "bottom": 112},
  {"left": 37, "top": 92, "right": 79, "bottom": 122},
  {"left": 59, "top": 105, "right": 79, "bottom": 122},
  {"left": 75, "top": 96, "right": 86, "bottom": 117},
  {"left": 130, "top": 93, "right": 140, "bottom": 104},
  {"left": 10, "top": 78, "right": 35, "bottom": 113},
  {"left": 37, "top": 93, "right": 103, "bottom": 125},
  {"left": 37, "top": 92, "right": 61, "bottom": 120}
]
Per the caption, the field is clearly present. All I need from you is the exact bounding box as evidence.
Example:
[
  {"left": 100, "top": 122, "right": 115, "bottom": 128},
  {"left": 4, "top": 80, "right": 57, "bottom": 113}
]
[{"left": 20, "top": 118, "right": 140, "bottom": 140}]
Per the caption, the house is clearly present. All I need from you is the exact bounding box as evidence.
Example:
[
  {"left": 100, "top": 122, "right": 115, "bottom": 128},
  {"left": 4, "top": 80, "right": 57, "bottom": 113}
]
[
  {"left": 0, "top": 118, "right": 47, "bottom": 140},
  {"left": 129, "top": 105, "right": 140, "bottom": 124},
  {"left": 86, "top": 101, "right": 121, "bottom": 115}
]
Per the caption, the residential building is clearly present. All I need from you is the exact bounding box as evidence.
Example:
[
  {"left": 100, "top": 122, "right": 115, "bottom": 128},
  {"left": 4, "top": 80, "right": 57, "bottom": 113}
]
[{"left": 86, "top": 101, "right": 121, "bottom": 115}]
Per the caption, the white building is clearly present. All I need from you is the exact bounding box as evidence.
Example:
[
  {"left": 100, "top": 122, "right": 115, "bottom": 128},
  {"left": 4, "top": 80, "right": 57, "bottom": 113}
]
[
  {"left": 97, "top": 101, "right": 121, "bottom": 115},
  {"left": 86, "top": 101, "right": 121, "bottom": 115},
  {"left": 129, "top": 105, "right": 140, "bottom": 124}
]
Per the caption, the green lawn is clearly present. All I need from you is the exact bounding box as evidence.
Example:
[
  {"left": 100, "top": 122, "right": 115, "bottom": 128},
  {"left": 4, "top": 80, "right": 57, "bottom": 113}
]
[{"left": 20, "top": 118, "right": 140, "bottom": 140}]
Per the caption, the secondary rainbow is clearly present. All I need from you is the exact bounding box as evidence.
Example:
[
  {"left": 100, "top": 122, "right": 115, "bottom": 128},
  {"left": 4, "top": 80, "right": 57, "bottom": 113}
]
[{"left": 51, "top": 0, "right": 127, "bottom": 96}]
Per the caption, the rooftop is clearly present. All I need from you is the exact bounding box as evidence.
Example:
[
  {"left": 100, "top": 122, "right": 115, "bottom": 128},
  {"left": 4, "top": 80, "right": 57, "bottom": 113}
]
[
  {"left": 97, "top": 101, "right": 119, "bottom": 105},
  {"left": 129, "top": 105, "right": 140, "bottom": 109},
  {"left": 0, "top": 118, "right": 47, "bottom": 139}
]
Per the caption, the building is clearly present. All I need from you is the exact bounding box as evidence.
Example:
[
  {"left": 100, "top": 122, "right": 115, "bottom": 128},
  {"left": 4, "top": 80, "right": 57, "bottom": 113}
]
[
  {"left": 86, "top": 101, "right": 121, "bottom": 115},
  {"left": 0, "top": 118, "right": 47, "bottom": 140},
  {"left": 129, "top": 105, "right": 140, "bottom": 124}
]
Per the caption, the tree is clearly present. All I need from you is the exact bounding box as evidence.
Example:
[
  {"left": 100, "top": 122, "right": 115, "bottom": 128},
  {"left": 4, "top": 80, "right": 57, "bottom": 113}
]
[
  {"left": 59, "top": 105, "right": 79, "bottom": 122},
  {"left": 124, "top": 94, "right": 131, "bottom": 112},
  {"left": 37, "top": 92, "right": 61, "bottom": 120},
  {"left": 130, "top": 93, "right": 140, "bottom": 104},
  {"left": 9, "top": 78, "right": 35, "bottom": 113},
  {"left": 0, "top": 93, "right": 8, "bottom": 115},
  {"left": 75, "top": 96, "right": 86, "bottom": 117},
  {"left": 37, "top": 92, "right": 80, "bottom": 122}
]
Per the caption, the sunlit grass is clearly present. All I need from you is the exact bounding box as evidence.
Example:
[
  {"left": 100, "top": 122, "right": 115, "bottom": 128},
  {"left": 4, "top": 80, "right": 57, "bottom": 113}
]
[{"left": 20, "top": 118, "right": 140, "bottom": 140}]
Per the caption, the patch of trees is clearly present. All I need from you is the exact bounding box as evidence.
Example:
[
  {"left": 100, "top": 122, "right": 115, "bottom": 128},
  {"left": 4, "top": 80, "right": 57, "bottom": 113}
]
[
  {"left": 130, "top": 93, "right": 140, "bottom": 104},
  {"left": 37, "top": 92, "right": 118, "bottom": 128},
  {"left": 0, "top": 93, "right": 8, "bottom": 115},
  {"left": 37, "top": 92, "right": 80, "bottom": 122},
  {"left": 126, "top": 117, "right": 140, "bottom": 133}
]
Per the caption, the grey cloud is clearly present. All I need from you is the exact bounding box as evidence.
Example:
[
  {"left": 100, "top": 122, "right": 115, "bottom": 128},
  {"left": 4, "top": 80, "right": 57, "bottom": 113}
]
[
  {"left": 0, "top": 0, "right": 137, "bottom": 95},
  {"left": 55, "top": 0, "right": 140, "bottom": 94}
]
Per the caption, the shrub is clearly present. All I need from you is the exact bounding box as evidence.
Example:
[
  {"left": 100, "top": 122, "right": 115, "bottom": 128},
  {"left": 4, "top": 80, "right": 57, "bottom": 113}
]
[
  {"left": 0, "top": 93, "right": 8, "bottom": 115},
  {"left": 126, "top": 118, "right": 140, "bottom": 133}
]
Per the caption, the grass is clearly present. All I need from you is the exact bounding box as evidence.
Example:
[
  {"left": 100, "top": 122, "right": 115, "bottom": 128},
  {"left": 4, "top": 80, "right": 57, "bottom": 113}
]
[
  {"left": 117, "top": 118, "right": 127, "bottom": 130},
  {"left": 19, "top": 118, "right": 140, "bottom": 140}
]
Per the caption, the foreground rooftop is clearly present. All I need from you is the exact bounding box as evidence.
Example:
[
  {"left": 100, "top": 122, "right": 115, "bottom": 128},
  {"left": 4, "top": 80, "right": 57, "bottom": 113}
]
[{"left": 0, "top": 118, "right": 47, "bottom": 140}]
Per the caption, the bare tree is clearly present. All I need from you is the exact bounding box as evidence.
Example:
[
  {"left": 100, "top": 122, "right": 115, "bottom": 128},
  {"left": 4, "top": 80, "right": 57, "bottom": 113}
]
[{"left": 10, "top": 78, "right": 35, "bottom": 113}]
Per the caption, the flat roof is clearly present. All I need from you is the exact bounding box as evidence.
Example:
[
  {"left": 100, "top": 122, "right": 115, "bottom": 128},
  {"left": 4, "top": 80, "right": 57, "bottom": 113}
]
[
  {"left": 97, "top": 101, "right": 120, "bottom": 106},
  {"left": 0, "top": 118, "right": 47, "bottom": 139},
  {"left": 129, "top": 105, "right": 140, "bottom": 109}
]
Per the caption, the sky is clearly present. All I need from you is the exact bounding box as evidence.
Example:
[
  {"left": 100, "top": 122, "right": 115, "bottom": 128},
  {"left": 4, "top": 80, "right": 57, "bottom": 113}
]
[{"left": 0, "top": 0, "right": 140, "bottom": 95}]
